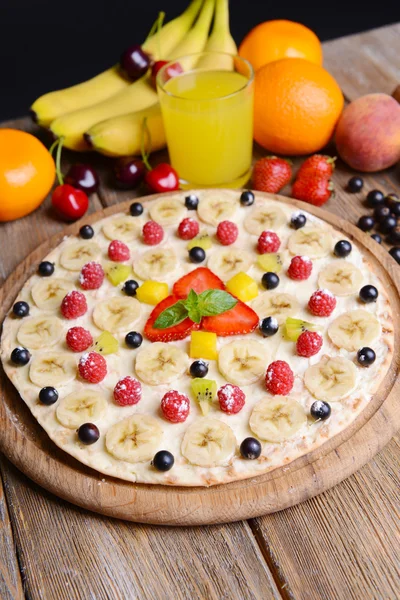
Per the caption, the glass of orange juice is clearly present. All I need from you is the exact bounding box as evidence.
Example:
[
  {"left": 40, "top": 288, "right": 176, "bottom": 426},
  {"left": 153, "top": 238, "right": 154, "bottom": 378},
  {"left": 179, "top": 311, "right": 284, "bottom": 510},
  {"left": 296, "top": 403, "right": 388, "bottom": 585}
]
[{"left": 156, "top": 52, "right": 254, "bottom": 189}]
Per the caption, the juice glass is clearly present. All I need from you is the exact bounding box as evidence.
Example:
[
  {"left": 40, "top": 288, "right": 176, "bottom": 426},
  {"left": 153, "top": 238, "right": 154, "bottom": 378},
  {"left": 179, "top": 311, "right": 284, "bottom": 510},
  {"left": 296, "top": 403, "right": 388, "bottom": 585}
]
[{"left": 156, "top": 52, "right": 254, "bottom": 189}]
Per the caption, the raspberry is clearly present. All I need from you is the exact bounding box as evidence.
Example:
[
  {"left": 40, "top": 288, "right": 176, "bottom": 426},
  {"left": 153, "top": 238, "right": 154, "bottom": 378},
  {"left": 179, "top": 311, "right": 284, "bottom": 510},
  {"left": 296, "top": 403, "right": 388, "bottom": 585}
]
[
  {"left": 66, "top": 326, "right": 93, "bottom": 352},
  {"left": 288, "top": 256, "right": 312, "bottom": 280},
  {"left": 218, "top": 384, "right": 245, "bottom": 414},
  {"left": 265, "top": 360, "right": 294, "bottom": 395},
  {"left": 61, "top": 290, "right": 87, "bottom": 319},
  {"left": 113, "top": 376, "right": 142, "bottom": 406},
  {"left": 161, "top": 390, "right": 190, "bottom": 423},
  {"left": 178, "top": 218, "right": 199, "bottom": 240},
  {"left": 78, "top": 352, "right": 107, "bottom": 383},
  {"left": 216, "top": 221, "right": 239, "bottom": 246},
  {"left": 79, "top": 261, "right": 104, "bottom": 290},
  {"left": 257, "top": 230, "right": 281, "bottom": 254},
  {"left": 296, "top": 331, "right": 323, "bottom": 357},
  {"left": 108, "top": 240, "right": 130, "bottom": 262},
  {"left": 143, "top": 220, "right": 164, "bottom": 245},
  {"left": 308, "top": 289, "right": 337, "bottom": 317}
]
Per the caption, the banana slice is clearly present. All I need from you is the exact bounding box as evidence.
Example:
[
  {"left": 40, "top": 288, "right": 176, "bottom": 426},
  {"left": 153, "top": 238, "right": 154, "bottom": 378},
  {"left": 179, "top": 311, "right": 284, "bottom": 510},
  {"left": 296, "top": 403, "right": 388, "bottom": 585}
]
[
  {"left": 29, "top": 353, "right": 76, "bottom": 387},
  {"left": 288, "top": 227, "right": 332, "bottom": 258},
  {"left": 133, "top": 247, "right": 177, "bottom": 280},
  {"left": 56, "top": 390, "right": 107, "bottom": 429},
  {"left": 149, "top": 197, "right": 187, "bottom": 226},
  {"left": 251, "top": 292, "right": 299, "bottom": 324},
  {"left": 244, "top": 204, "right": 286, "bottom": 235},
  {"left": 31, "top": 278, "right": 75, "bottom": 310},
  {"left": 328, "top": 309, "right": 380, "bottom": 351},
  {"left": 181, "top": 418, "right": 236, "bottom": 467},
  {"left": 318, "top": 260, "right": 363, "bottom": 296},
  {"left": 197, "top": 194, "right": 237, "bottom": 227},
  {"left": 106, "top": 414, "right": 163, "bottom": 463},
  {"left": 249, "top": 397, "right": 307, "bottom": 443},
  {"left": 93, "top": 297, "right": 141, "bottom": 333},
  {"left": 17, "top": 316, "right": 63, "bottom": 350},
  {"left": 60, "top": 241, "right": 100, "bottom": 271},
  {"left": 304, "top": 356, "right": 357, "bottom": 401},
  {"left": 218, "top": 340, "right": 268, "bottom": 386},
  {"left": 207, "top": 248, "right": 252, "bottom": 281},
  {"left": 103, "top": 215, "right": 141, "bottom": 243},
  {"left": 135, "top": 342, "right": 189, "bottom": 385}
]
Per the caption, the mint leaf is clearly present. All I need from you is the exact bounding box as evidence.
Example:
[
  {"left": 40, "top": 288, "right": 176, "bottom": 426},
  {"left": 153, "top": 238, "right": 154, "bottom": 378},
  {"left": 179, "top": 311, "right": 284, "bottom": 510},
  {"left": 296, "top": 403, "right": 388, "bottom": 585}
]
[
  {"left": 187, "top": 306, "right": 202, "bottom": 324},
  {"left": 154, "top": 301, "right": 188, "bottom": 329},
  {"left": 198, "top": 289, "right": 237, "bottom": 316},
  {"left": 184, "top": 288, "right": 199, "bottom": 311}
]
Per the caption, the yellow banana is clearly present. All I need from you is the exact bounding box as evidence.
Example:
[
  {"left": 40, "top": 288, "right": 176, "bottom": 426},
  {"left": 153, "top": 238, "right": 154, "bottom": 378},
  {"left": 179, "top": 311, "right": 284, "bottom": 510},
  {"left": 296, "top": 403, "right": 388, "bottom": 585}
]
[
  {"left": 197, "top": 0, "right": 237, "bottom": 69},
  {"left": 168, "top": 0, "right": 215, "bottom": 66},
  {"left": 50, "top": 0, "right": 214, "bottom": 151},
  {"left": 87, "top": 103, "right": 165, "bottom": 157},
  {"left": 31, "top": 0, "right": 202, "bottom": 127}
]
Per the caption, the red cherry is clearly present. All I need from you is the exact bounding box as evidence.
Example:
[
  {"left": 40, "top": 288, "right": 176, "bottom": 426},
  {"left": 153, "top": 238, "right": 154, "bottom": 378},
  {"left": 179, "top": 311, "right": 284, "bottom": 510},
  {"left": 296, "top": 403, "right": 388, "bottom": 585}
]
[
  {"left": 145, "top": 164, "right": 179, "bottom": 193},
  {"left": 52, "top": 184, "right": 89, "bottom": 221},
  {"left": 152, "top": 60, "right": 183, "bottom": 87}
]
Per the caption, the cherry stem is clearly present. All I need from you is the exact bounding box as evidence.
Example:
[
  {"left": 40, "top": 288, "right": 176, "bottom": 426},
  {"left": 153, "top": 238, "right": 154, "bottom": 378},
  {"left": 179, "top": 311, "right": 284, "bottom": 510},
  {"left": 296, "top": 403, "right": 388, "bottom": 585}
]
[
  {"left": 49, "top": 137, "right": 65, "bottom": 185},
  {"left": 140, "top": 117, "right": 152, "bottom": 171}
]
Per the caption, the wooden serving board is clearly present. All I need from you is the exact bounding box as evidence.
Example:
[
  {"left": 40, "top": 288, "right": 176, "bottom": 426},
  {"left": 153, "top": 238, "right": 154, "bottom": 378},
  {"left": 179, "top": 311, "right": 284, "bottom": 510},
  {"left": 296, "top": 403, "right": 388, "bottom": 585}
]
[{"left": 1, "top": 191, "right": 399, "bottom": 526}]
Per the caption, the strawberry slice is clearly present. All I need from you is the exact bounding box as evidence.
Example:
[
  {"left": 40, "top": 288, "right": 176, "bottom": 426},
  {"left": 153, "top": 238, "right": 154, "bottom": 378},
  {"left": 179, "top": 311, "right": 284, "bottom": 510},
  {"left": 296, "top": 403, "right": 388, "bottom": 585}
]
[
  {"left": 173, "top": 267, "right": 225, "bottom": 299},
  {"left": 144, "top": 295, "right": 200, "bottom": 342},
  {"left": 202, "top": 300, "right": 259, "bottom": 336}
]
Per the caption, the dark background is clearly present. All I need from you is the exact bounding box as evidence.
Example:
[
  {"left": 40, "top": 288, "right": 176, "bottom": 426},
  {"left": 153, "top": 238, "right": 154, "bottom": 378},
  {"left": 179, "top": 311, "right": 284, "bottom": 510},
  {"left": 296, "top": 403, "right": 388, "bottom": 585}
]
[{"left": 1, "top": 0, "right": 398, "bottom": 121}]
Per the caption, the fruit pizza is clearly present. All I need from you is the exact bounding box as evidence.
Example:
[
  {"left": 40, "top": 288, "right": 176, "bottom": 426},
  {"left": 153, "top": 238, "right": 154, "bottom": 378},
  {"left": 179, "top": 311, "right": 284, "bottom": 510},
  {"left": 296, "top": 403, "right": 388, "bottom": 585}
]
[{"left": 0, "top": 190, "right": 393, "bottom": 486}]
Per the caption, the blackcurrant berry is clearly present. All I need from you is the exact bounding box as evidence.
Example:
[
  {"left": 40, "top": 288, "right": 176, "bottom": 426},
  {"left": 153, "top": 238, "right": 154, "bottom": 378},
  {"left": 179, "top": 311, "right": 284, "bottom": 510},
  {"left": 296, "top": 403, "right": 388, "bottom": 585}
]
[
  {"left": 152, "top": 450, "right": 174, "bottom": 471},
  {"left": 123, "top": 280, "right": 139, "bottom": 296},
  {"left": 359, "top": 284, "right": 378, "bottom": 303},
  {"left": 334, "top": 240, "right": 352, "bottom": 257},
  {"left": 366, "top": 189, "right": 384, "bottom": 208},
  {"left": 77, "top": 423, "right": 100, "bottom": 445},
  {"left": 385, "top": 193, "right": 400, "bottom": 216},
  {"left": 190, "top": 360, "right": 209, "bottom": 378},
  {"left": 240, "top": 437, "right": 262, "bottom": 460},
  {"left": 370, "top": 233, "right": 382, "bottom": 244},
  {"left": 373, "top": 205, "right": 391, "bottom": 222},
  {"left": 39, "top": 386, "right": 59, "bottom": 405},
  {"left": 13, "top": 301, "right": 29, "bottom": 318},
  {"left": 389, "top": 247, "right": 400, "bottom": 264},
  {"left": 379, "top": 215, "right": 397, "bottom": 234},
  {"left": 11, "top": 347, "right": 31, "bottom": 366},
  {"left": 310, "top": 401, "right": 331, "bottom": 421},
  {"left": 240, "top": 190, "right": 255, "bottom": 206},
  {"left": 38, "top": 261, "right": 55, "bottom": 277},
  {"left": 261, "top": 272, "right": 280, "bottom": 290},
  {"left": 290, "top": 213, "right": 307, "bottom": 229},
  {"left": 130, "top": 202, "right": 144, "bottom": 217},
  {"left": 347, "top": 176, "right": 363, "bottom": 193},
  {"left": 357, "top": 347, "right": 376, "bottom": 367},
  {"left": 388, "top": 226, "right": 400, "bottom": 245},
  {"left": 79, "top": 224, "right": 94, "bottom": 239},
  {"left": 185, "top": 194, "right": 199, "bottom": 210},
  {"left": 259, "top": 316, "right": 279, "bottom": 337},
  {"left": 357, "top": 216, "right": 375, "bottom": 232},
  {"left": 125, "top": 331, "right": 143, "bottom": 348},
  {"left": 189, "top": 247, "right": 206, "bottom": 263}
]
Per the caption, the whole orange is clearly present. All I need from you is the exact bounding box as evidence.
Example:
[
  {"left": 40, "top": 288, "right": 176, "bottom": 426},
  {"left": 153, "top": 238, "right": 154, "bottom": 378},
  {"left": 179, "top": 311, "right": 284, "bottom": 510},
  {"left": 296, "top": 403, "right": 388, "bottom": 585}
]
[
  {"left": 239, "top": 20, "right": 323, "bottom": 72},
  {"left": 0, "top": 129, "right": 55, "bottom": 222},
  {"left": 253, "top": 58, "right": 344, "bottom": 155}
]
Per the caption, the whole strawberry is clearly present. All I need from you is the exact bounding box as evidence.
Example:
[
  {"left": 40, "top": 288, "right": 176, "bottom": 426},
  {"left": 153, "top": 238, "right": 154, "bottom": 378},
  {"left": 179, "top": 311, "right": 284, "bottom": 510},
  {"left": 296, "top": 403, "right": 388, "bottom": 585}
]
[
  {"left": 297, "top": 155, "right": 336, "bottom": 180},
  {"left": 292, "top": 177, "right": 334, "bottom": 207},
  {"left": 253, "top": 156, "right": 292, "bottom": 194}
]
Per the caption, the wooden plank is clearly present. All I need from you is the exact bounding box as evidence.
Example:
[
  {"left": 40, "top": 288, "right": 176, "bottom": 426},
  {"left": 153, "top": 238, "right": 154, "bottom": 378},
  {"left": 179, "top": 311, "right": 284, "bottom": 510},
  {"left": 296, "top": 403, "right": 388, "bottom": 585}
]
[
  {"left": 1, "top": 460, "right": 281, "bottom": 600},
  {"left": 0, "top": 463, "right": 24, "bottom": 600}
]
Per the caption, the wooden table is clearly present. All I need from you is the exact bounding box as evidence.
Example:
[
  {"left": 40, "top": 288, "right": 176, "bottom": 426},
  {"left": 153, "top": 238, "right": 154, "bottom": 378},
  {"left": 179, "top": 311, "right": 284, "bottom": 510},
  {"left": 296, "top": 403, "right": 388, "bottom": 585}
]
[{"left": 1, "top": 23, "right": 399, "bottom": 600}]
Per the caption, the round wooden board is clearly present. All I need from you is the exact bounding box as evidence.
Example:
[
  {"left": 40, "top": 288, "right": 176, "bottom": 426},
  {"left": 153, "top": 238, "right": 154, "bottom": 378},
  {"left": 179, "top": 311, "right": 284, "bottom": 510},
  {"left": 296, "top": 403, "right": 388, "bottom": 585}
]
[{"left": 1, "top": 191, "right": 400, "bottom": 526}]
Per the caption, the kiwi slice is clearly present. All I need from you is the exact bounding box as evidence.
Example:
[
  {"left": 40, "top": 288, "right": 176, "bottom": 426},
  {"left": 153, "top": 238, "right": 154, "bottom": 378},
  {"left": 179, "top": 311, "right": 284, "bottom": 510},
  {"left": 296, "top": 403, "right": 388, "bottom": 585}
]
[
  {"left": 187, "top": 234, "right": 212, "bottom": 251},
  {"left": 92, "top": 331, "right": 119, "bottom": 355},
  {"left": 106, "top": 263, "right": 131, "bottom": 286},
  {"left": 191, "top": 378, "right": 217, "bottom": 416},
  {"left": 257, "top": 253, "right": 283, "bottom": 273},
  {"left": 283, "top": 317, "right": 320, "bottom": 342}
]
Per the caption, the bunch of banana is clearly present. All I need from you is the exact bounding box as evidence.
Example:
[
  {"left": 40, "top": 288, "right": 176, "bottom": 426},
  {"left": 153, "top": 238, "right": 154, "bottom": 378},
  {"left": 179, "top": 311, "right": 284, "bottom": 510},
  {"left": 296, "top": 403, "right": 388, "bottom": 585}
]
[{"left": 30, "top": 0, "right": 238, "bottom": 156}]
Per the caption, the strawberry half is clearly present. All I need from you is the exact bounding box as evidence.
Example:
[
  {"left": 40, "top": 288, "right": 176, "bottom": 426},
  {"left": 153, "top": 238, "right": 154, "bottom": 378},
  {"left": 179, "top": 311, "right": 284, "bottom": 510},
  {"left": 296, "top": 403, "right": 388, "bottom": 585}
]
[
  {"left": 144, "top": 295, "right": 200, "bottom": 342},
  {"left": 173, "top": 267, "right": 225, "bottom": 299},
  {"left": 202, "top": 300, "right": 259, "bottom": 336}
]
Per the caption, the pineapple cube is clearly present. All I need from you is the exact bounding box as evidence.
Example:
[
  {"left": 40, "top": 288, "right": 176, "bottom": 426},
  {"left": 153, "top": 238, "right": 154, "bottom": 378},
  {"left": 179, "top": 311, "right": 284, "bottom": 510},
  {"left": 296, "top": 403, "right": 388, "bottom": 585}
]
[
  {"left": 226, "top": 272, "right": 258, "bottom": 302},
  {"left": 136, "top": 281, "right": 169, "bottom": 305},
  {"left": 190, "top": 331, "right": 218, "bottom": 361}
]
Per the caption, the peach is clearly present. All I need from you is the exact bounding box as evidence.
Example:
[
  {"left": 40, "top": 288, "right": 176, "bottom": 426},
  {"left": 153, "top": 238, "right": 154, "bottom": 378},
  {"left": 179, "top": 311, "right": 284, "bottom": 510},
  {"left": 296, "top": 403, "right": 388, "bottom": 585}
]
[{"left": 335, "top": 93, "right": 400, "bottom": 172}]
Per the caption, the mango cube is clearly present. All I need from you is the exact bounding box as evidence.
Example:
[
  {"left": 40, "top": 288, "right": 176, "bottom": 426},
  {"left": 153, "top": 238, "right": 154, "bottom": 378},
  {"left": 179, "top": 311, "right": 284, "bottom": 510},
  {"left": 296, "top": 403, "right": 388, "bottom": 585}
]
[
  {"left": 136, "top": 281, "right": 169, "bottom": 305},
  {"left": 190, "top": 331, "right": 218, "bottom": 361},
  {"left": 226, "top": 272, "right": 258, "bottom": 302}
]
